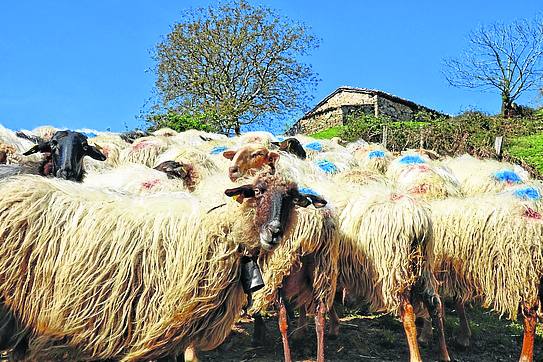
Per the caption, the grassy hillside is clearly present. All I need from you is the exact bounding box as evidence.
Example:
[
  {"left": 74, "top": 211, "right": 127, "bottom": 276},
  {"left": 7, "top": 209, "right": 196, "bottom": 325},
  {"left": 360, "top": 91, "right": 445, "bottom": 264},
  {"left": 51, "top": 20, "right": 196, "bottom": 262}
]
[
  {"left": 507, "top": 133, "right": 543, "bottom": 174},
  {"left": 310, "top": 126, "right": 343, "bottom": 139}
]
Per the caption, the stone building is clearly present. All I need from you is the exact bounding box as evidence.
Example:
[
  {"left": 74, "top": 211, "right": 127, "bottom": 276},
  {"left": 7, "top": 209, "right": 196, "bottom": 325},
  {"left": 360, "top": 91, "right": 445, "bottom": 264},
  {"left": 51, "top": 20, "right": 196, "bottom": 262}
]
[{"left": 287, "top": 86, "right": 446, "bottom": 135}]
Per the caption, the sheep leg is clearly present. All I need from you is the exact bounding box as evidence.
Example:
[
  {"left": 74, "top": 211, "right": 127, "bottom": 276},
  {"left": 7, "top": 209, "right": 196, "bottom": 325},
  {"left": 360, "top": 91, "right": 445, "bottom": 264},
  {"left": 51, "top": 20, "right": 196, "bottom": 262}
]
[
  {"left": 252, "top": 313, "right": 267, "bottom": 346},
  {"left": 328, "top": 305, "right": 340, "bottom": 339},
  {"left": 400, "top": 298, "right": 422, "bottom": 362},
  {"left": 417, "top": 306, "right": 433, "bottom": 346},
  {"left": 278, "top": 296, "right": 292, "bottom": 362},
  {"left": 291, "top": 306, "right": 308, "bottom": 342},
  {"left": 182, "top": 344, "right": 198, "bottom": 362},
  {"left": 455, "top": 300, "right": 471, "bottom": 348},
  {"left": 158, "top": 354, "right": 179, "bottom": 362},
  {"left": 422, "top": 293, "right": 450, "bottom": 362},
  {"left": 519, "top": 304, "right": 537, "bottom": 362},
  {"left": 315, "top": 301, "right": 326, "bottom": 362},
  {"left": 9, "top": 335, "right": 28, "bottom": 362}
]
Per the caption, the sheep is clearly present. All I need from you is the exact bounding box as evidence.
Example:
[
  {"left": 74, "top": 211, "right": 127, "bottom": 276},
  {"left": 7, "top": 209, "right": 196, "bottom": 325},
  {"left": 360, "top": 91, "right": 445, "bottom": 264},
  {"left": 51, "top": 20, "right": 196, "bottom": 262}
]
[
  {"left": 322, "top": 181, "right": 450, "bottom": 362},
  {"left": 152, "top": 127, "right": 179, "bottom": 137},
  {"left": 0, "top": 172, "right": 325, "bottom": 361},
  {"left": 271, "top": 137, "right": 307, "bottom": 160},
  {"left": 223, "top": 143, "right": 279, "bottom": 182},
  {"left": 237, "top": 131, "right": 276, "bottom": 147},
  {"left": 0, "top": 142, "right": 16, "bottom": 164},
  {"left": 352, "top": 143, "right": 394, "bottom": 174},
  {"left": 442, "top": 154, "right": 530, "bottom": 196},
  {"left": 119, "top": 136, "right": 170, "bottom": 168},
  {"left": 155, "top": 146, "right": 222, "bottom": 190},
  {"left": 0, "top": 124, "right": 36, "bottom": 155},
  {"left": 424, "top": 194, "right": 543, "bottom": 361},
  {"left": 248, "top": 188, "right": 338, "bottom": 362},
  {"left": 386, "top": 153, "right": 462, "bottom": 201},
  {"left": 1, "top": 130, "right": 106, "bottom": 182},
  {"left": 83, "top": 163, "right": 189, "bottom": 194}
]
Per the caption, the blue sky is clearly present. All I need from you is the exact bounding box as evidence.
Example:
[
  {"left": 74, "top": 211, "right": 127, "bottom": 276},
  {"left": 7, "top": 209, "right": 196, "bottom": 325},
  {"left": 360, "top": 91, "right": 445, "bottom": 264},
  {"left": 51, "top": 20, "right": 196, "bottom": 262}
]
[{"left": 1, "top": 1, "right": 542, "bottom": 133}]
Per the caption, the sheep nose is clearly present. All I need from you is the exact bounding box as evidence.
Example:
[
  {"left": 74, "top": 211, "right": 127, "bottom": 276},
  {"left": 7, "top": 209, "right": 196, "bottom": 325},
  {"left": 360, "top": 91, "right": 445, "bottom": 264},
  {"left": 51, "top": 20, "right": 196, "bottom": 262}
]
[
  {"left": 267, "top": 220, "right": 282, "bottom": 235},
  {"left": 57, "top": 169, "right": 69, "bottom": 179},
  {"left": 229, "top": 166, "right": 240, "bottom": 181}
]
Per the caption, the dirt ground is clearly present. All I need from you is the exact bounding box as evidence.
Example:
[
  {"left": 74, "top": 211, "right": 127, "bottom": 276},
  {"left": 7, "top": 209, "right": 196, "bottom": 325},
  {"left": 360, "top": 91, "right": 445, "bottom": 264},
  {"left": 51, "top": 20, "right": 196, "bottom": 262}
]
[{"left": 200, "top": 304, "right": 543, "bottom": 362}]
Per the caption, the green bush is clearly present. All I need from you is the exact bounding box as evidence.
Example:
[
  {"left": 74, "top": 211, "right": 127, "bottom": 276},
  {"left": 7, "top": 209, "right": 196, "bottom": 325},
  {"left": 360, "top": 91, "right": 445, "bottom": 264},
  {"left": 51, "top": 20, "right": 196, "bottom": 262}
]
[
  {"left": 147, "top": 111, "right": 218, "bottom": 133},
  {"left": 338, "top": 111, "right": 542, "bottom": 155}
]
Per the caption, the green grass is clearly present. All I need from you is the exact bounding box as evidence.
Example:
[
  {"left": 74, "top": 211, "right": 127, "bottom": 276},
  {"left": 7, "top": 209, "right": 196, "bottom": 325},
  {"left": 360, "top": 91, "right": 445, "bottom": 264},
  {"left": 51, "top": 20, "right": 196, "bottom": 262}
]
[
  {"left": 310, "top": 126, "right": 343, "bottom": 139},
  {"left": 507, "top": 133, "right": 543, "bottom": 174}
]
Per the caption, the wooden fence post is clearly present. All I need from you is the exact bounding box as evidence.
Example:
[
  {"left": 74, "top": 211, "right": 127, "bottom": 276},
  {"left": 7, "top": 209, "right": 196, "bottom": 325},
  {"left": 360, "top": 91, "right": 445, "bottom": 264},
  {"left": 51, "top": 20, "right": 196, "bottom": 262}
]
[{"left": 495, "top": 136, "right": 503, "bottom": 159}]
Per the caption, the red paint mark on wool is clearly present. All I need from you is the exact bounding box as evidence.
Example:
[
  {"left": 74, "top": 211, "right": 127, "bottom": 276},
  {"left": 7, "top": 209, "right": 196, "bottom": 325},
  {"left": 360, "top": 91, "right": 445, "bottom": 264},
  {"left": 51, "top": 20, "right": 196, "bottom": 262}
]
[
  {"left": 142, "top": 179, "right": 161, "bottom": 189},
  {"left": 409, "top": 184, "right": 429, "bottom": 194},
  {"left": 524, "top": 207, "right": 542, "bottom": 220},
  {"left": 133, "top": 140, "right": 156, "bottom": 150},
  {"left": 390, "top": 193, "right": 404, "bottom": 201}
]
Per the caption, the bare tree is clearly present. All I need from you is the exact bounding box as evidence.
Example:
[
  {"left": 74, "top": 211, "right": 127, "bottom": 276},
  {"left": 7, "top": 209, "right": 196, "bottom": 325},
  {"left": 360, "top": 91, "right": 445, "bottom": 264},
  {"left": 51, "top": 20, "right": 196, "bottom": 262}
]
[
  {"left": 443, "top": 17, "right": 543, "bottom": 117},
  {"left": 151, "top": 0, "right": 319, "bottom": 135}
]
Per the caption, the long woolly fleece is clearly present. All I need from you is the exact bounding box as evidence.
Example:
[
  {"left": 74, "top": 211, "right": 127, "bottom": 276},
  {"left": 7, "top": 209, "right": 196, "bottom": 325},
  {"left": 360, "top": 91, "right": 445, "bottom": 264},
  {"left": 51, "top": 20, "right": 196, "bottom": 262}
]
[
  {"left": 0, "top": 175, "right": 262, "bottom": 361},
  {"left": 119, "top": 136, "right": 170, "bottom": 168},
  {"left": 331, "top": 183, "right": 434, "bottom": 315},
  {"left": 429, "top": 195, "right": 543, "bottom": 320},
  {"left": 250, "top": 205, "right": 339, "bottom": 314},
  {"left": 442, "top": 154, "right": 530, "bottom": 196},
  {"left": 84, "top": 163, "right": 188, "bottom": 194},
  {"left": 387, "top": 153, "right": 462, "bottom": 201},
  {"left": 353, "top": 144, "right": 394, "bottom": 174}
]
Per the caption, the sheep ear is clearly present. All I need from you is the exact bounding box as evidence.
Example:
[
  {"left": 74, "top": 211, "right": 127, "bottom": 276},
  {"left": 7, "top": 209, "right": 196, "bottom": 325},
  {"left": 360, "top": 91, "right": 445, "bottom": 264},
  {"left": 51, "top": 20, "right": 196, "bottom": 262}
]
[
  {"left": 86, "top": 145, "right": 107, "bottom": 161},
  {"left": 224, "top": 184, "right": 256, "bottom": 204},
  {"left": 268, "top": 151, "right": 280, "bottom": 164},
  {"left": 223, "top": 150, "right": 236, "bottom": 160},
  {"left": 23, "top": 142, "right": 51, "bottom": 156},
  {"left": 302, "top": 194, "right": 327, "bottom": 208}
]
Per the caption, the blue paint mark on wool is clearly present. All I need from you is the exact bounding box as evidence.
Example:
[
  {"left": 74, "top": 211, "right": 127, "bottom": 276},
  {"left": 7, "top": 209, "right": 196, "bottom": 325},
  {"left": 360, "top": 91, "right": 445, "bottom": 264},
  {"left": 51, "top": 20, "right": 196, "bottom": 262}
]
[
  {"left": 494, "top": 170, "right": 522, "bottom": 183},
  {"left": 398, "top": 155, "right": 425, "bottom": 165},
  {"left": 514, "top": 187, "right": 541, "bottom": 200},
  {"left": 298, "top": 187, "right": 319, "bottom": 196},
  {"left": 368, "top": 150, "right": 385, "bottom": 159},
  {"left": 210, "top": 146, "right": 228, "bottom": 155},
  {"left": 305, "top": 142, "right": 323, "bottom": 151},
  {"left": 315, "top": 159, "right": 338, "bottom": 174}
]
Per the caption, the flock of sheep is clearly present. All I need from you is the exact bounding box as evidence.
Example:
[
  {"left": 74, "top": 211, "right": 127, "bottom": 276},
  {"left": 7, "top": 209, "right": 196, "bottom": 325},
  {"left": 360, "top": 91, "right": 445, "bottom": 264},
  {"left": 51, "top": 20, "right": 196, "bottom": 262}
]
[{"left": 0, "top": 123, "right": 542, "bottom": 362}]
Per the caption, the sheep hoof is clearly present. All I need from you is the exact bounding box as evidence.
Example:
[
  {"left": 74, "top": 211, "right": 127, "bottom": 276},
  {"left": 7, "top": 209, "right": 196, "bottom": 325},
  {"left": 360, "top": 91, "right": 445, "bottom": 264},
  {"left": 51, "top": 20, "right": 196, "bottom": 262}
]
[
  {"left": 417, "top": 334, "right": 430, "bottom": 347},
  {"left": 290, "top": 329, "right": 306, "bottom": 343},
  {"left": 454, "top": 335, "right": 470, "bottom": 349},
  {"left": 327, "top": 325, "right": 339, "bottom": 340},
  {"left": 251, "top": 330, "right": 267, "bottom": 347}
]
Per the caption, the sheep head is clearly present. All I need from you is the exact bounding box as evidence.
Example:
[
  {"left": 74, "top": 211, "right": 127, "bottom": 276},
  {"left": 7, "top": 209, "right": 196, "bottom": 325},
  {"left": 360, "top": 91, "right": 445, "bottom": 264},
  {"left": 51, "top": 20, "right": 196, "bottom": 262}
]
[
  {"left": 225, "top": 175, "right": 326, "bottom": 251},
  {"left": 271, "top": 137, "right": 306, "bottom": 160},
  {"left": 23, "top": 130, "right": 106, "bottom": 182},
  {"left": 223, "top": 144, "right": 279, "bottom": 181}
]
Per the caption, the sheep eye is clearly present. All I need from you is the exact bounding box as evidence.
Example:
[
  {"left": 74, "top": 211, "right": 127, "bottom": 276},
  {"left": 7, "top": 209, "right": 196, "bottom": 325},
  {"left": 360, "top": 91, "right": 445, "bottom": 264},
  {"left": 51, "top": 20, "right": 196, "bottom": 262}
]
[
  {"left": 251, "top": 152, "right": 264, "bottom": 158},
  {"left": 82, "top": 145, "right": 89, "bottom": 151}
]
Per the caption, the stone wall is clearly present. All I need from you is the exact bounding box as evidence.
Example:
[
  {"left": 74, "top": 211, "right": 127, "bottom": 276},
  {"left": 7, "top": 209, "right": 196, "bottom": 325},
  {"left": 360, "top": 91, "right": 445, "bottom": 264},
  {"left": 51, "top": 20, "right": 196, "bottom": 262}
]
[
  {"left": 376, "top": 97, "right": 417, "bottom": 121},
  {"left": 287, "top": 89, "right": 442, "bottom": 135},
  {"left": 292, "top": 107, "right": 344, "bottom": 135}
]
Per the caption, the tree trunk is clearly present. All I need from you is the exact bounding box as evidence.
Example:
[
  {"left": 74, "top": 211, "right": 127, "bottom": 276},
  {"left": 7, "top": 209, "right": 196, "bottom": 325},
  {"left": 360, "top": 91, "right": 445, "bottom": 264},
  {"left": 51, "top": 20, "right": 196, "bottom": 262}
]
[
  {"left": 501, "top": 94, "right": 514, "bottom": 118},
  {"left": 234, "top": 123, "right": 241, "bottom": 136}
]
